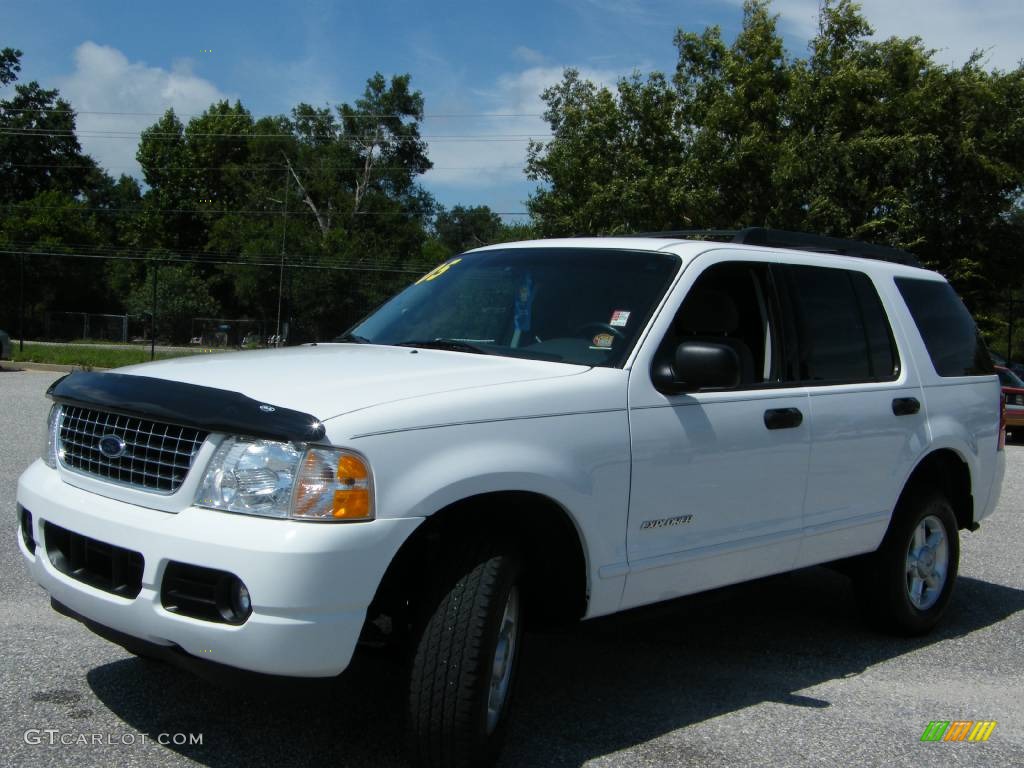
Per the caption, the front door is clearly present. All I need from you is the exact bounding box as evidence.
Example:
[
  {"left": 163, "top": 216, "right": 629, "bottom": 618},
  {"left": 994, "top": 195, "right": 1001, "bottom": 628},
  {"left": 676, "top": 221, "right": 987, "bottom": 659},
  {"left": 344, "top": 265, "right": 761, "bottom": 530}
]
[{"left": 622, "top": 256, "right": 810, "bottom": 609}]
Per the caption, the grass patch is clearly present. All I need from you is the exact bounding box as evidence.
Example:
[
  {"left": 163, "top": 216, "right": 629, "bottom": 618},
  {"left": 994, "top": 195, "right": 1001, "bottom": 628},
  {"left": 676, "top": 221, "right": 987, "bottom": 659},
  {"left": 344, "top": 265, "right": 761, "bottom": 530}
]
[{"left": 10, "top": 343, "right": 220, "bottom": 369}]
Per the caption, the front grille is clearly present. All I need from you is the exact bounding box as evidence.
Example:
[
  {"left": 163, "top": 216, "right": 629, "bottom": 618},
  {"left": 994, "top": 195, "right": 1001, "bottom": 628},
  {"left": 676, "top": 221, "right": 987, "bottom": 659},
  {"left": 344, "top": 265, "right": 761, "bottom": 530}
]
[
  {"left": 44, "top": 521, "right": 144, "bottom": 598},
  {"left": 58, "top": 405, "right": 208, "bottom": 493}
]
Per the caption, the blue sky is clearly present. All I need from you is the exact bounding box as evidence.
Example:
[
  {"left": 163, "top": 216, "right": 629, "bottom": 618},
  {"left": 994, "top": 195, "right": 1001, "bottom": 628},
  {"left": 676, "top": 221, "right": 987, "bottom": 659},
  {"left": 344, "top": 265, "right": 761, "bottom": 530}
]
[{"left": 4, "top": 0, "right": 1022, "bottom": 218}]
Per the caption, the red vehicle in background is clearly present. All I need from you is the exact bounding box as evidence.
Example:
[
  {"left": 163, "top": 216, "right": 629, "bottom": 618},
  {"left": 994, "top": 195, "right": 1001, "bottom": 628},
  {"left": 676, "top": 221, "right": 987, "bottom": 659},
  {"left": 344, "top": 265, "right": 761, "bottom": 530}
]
[{"left": 996, "top": 365, "right": 1024, "bottom": 440}]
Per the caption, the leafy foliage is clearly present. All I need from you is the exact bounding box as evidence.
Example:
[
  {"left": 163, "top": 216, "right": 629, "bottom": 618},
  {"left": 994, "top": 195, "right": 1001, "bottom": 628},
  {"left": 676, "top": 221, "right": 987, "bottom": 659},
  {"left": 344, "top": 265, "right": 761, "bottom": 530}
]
[
  {"left": 527, "top": 0, "right": 1024, "bottom": 333},
  {"left": 2, "top": 1, "right": 1023, "bottom": 355},
  {"left": 126, "top": 262, "right": 219, "bottom": 342}
]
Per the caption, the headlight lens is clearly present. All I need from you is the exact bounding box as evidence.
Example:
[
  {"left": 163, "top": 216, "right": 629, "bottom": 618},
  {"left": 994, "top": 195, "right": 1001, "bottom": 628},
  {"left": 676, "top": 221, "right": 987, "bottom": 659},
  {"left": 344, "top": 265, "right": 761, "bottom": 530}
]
[
  {"left": 195, "top": 437, "right": 373, "bottom": 521},
  {"left": 44, "top": 404, "right": 63, "bottom": 469}
]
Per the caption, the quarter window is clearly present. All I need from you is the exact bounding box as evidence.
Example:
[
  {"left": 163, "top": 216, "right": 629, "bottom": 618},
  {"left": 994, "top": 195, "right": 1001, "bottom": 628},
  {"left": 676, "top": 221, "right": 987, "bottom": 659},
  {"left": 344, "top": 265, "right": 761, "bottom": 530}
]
[{"left": 895, "top": 278, "right": 994, "bottom": 377}]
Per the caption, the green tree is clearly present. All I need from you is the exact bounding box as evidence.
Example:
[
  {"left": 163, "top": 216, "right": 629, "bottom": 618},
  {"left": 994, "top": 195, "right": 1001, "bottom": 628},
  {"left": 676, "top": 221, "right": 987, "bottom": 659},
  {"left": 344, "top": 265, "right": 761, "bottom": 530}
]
[
  {"left": 0, "top": 47, "right": 21, "bottom": 85},
  {"left": 0, "top": 48, "right": 107, "bottom": 204},
  {"left": 126, "top": 261, "right": 220, "bottom": 343},
  {"left": 777, "top": 0, "right": 1024, "bottom": 303},
  {"left": 136, "top": 108, "right": 206, "bottom": 254},
  {"left": 673, "top": 0, "right": 791, "bottom": 227},
  {"left": 526, "top": 69, "right": 687, "bottom": 234},
  {"left": 434, "top": 205, "right": 504, "bottom": 253},
  {"left": 0, "top": 191, "right": 110, "bottom": 336},
  {"left": 525, "top": 0, "right": 1024, "bottom": 333}
]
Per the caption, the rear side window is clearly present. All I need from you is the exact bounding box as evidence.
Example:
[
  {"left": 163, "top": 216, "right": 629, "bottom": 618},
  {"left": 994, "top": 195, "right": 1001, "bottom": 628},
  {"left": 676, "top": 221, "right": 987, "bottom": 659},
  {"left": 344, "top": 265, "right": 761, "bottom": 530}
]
[
  {"left": 784, "top": 265, "right": 899, "bottom": 383},
  {"left": 851, "top": 272, "right": 900, "bottom": 380},
  {"left": 895, "top": 278, "right": 994, "bottom": 377}
]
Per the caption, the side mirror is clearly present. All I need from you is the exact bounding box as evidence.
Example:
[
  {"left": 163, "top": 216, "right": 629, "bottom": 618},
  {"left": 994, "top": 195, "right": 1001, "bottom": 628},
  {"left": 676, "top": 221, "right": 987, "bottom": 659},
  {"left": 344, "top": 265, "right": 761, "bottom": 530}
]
[{"left": 652, "top": 341, "right": 740, "bottom": 394}]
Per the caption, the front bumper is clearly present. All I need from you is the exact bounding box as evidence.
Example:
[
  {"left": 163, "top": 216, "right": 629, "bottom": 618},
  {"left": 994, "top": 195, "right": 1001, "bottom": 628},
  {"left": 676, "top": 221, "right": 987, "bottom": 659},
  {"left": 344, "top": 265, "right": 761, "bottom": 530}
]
[{"left": 17, "top": 460, "right": 421, "bottom": 677}]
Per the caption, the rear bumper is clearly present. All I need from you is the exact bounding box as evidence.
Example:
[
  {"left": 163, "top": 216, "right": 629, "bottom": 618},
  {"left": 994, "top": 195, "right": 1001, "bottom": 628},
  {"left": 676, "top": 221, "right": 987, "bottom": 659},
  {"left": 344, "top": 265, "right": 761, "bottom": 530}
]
[
  {"left": 1005, "top": 405, "right": 1024, "bottom": 428},
  {"left": 17, "top": 460, "right": 421, "bottom": 677}
]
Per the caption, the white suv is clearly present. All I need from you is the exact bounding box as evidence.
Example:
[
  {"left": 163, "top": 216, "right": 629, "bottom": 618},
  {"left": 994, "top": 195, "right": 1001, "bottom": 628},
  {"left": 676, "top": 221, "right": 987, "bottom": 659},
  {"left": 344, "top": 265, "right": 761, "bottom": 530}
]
[{"left": 16, "top": 230, "right": 1005, "bottom": 767}]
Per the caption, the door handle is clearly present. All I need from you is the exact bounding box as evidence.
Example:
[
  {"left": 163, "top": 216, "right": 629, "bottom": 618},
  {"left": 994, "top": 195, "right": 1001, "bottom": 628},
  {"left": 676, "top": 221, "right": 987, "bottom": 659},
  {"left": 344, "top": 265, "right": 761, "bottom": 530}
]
[
  {"left": 764, "top": 407, "right": 803, "bottom": 430},
  {"left": 892, "top": 397, "right": 921, "bottom": 416}
]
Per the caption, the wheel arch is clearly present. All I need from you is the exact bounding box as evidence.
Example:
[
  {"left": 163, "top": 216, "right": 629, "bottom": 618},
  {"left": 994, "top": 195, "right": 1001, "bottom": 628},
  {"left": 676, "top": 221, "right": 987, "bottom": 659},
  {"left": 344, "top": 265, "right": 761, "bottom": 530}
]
[
  {"left": 895, "top": 448, "right": 974, "bottom": 531},
  {"left": 365, "top": 490, "right": 590, "bottom": 641}
]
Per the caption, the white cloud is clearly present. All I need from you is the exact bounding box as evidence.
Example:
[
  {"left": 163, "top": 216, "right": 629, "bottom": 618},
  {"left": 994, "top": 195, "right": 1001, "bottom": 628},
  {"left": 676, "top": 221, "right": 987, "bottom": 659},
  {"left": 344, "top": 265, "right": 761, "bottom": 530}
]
[
  {"left": 730, "top": 0, "right": 1024, "bottom": 70},
  {"left": 558, "top": 0, "right": 674, "bottom": 25},
  {"left": 422, "top": 63, "right": 622, "bottom": 207},
  {"left": 57, "top": 42, "right": 230, "bottom": 178},
  {"left": 513, "top": 46, "right": 548, "bottom": 66}
]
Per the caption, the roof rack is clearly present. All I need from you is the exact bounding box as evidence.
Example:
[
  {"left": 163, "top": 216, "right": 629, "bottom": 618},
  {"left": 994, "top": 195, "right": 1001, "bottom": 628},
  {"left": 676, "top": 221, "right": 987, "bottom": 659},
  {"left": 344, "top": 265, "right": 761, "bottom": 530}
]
[{"left": 634, "top": 227, "right": 922, "bottom": 267}]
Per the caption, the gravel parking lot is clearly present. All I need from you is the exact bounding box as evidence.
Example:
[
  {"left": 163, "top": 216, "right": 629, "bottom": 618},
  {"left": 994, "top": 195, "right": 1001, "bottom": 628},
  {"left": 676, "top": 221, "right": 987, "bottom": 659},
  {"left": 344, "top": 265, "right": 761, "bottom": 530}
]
[{"left": 2, "top": 367, "right": 1022, "bottom": 768}]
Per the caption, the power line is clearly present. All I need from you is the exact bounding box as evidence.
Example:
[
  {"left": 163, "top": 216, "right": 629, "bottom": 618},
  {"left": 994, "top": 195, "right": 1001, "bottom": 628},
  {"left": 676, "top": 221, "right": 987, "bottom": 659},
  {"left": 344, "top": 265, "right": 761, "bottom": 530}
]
[
  {"left": 0, "top": 248, "right": 424, "bottom": 273},
  {"left": 0, "top": 239, "right": 434, "bottom": 269},
  {"left": 2, "top": 107, "right": 545, "bottom": 119},
  {"left": 2, "top": 161, "right": 528, "bottom": 172},
  {"left": 0, "top": 203, "right": 531, "bottom": 216},
  {"left": 0, "top": 128, "right": 548, "bottom": 141},
  {"left": 1, "top": 239, "right": 386, "bottom": 263}
]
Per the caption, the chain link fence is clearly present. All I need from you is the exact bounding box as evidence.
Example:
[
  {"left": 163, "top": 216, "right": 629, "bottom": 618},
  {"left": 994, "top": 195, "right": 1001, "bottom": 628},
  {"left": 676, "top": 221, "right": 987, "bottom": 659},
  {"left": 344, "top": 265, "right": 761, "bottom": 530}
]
[{"left": 0, "top": 252, "right": 419, "bottom": 348}]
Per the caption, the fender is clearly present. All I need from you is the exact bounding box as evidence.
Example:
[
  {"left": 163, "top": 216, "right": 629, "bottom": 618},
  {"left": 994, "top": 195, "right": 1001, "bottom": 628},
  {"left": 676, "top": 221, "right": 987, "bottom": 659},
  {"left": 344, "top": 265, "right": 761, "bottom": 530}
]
[{"left": 345, "top": 411, "right": 632, "bottom": 618}]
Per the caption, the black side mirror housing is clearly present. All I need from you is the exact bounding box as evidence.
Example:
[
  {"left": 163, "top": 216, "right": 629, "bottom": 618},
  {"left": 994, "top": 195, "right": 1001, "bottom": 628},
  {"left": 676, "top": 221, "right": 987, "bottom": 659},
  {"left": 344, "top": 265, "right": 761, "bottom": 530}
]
[{"left": 652, "top": 341, "right": 741, "bottom": 394}]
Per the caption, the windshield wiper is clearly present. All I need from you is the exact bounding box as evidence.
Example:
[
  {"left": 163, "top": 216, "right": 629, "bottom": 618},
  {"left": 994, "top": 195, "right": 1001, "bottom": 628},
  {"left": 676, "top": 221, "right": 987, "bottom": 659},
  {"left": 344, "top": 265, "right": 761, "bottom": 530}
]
[
  {"left": 335, "top": 333, "right": 371, "bottom": 344},
  {"left": 394, "top": 339, "right": 491, "bottom": 355}
]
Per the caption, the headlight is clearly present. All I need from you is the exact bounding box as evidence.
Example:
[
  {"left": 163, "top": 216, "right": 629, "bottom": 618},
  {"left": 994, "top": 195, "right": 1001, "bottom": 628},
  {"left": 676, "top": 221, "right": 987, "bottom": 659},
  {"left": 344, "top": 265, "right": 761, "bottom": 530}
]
[
  {"left": 44, "top": 404, "right": 63, "bottom": 469},
  {"left": 195, "top": 437, "right": 373, "bottom": 522}
]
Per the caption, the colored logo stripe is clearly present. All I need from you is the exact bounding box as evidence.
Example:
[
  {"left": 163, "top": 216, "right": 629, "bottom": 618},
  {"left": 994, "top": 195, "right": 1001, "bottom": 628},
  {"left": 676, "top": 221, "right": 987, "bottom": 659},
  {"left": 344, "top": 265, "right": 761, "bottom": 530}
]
[
  {"left": 944, "top": 722, "right": 973, "bottom": 741},
  {"left": 969, "top": 722, "right": 997, "bottom": 742},
  {"left": 920, "top": 721, "right": 996, "bottom": 742}
]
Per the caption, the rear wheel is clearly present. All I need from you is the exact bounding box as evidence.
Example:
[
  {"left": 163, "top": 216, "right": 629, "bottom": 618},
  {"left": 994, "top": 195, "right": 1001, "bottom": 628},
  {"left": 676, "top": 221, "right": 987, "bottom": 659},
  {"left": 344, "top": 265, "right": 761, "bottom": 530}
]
[
  {"left": 855, "top": 491, "right": 960, "bottom": 635},
  {"left": 407, "top": 539, "right": 524, "bottom": 768}
]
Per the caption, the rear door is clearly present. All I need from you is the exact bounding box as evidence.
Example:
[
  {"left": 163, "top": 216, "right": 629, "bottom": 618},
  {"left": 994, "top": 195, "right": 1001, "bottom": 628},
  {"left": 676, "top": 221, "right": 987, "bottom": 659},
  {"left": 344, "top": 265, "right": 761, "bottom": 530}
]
[{"left": 778, "top": 264, "right": 928, "bottom": 566}]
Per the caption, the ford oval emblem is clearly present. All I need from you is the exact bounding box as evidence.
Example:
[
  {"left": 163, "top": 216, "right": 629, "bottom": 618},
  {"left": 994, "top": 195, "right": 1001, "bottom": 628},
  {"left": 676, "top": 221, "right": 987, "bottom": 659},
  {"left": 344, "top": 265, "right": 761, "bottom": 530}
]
[
  {"left": 259, "top": 404, "right": 276, "bottom": 413},
  {"left": 98, "top": 434, "right": 127, "bottom": 459}
]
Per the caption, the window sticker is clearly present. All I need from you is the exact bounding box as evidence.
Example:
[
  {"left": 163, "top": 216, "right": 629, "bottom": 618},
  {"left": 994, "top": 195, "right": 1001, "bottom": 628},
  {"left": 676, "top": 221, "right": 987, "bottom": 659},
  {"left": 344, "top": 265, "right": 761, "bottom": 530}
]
[
  {"left": 415, "top": 258, "right": 462, "bottom": 285},
  {"left": 609, "top": 310, "right": 631, "bottom": 327},
  {"left": 590, "top": 333, "right": 615, "bottom": 349}
]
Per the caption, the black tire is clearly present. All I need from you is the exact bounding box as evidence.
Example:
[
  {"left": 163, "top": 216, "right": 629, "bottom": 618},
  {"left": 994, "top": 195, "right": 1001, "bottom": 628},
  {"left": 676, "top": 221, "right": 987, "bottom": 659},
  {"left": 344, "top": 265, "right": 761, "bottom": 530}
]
[
  {"left": 855, "top": 491, "right": 960, "bottom": 636},
  {"left": 407, "top": 540, "right": 524, "bottom": 768}
]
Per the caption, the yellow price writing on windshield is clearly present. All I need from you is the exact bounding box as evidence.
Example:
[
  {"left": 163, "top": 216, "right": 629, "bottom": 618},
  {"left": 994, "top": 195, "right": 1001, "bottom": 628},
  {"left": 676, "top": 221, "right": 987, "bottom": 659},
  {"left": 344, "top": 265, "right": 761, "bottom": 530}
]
[{"left": 415, "top": 258, "right": 462, "bottom": 285}]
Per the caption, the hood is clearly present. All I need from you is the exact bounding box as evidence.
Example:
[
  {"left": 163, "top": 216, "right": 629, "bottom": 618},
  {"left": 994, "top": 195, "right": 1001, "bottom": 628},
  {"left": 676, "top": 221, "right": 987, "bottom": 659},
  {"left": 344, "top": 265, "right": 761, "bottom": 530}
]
[{"left": 117, "top": 344, "right": 588, "bottom": 421}]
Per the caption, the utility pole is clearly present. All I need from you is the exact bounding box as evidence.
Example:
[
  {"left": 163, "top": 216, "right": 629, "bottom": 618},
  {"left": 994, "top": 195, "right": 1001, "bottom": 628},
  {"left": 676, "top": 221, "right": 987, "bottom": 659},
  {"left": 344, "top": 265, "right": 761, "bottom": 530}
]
[
  {"left": 1008, "top": 288, "right": 1017, "bottom": 363},
  {"left": 150, "top": 260, "right": 159, "bottom": 361},
  {"left": 18, "top": 253, "right": 25, "bottom": 352},
  {"left": 275, "top": 169, "right": 289, "bottom": 347}
]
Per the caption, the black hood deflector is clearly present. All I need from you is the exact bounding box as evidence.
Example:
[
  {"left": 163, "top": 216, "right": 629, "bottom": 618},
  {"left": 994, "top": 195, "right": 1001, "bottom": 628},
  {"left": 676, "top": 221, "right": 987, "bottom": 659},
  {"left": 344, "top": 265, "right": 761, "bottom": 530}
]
[{"left": 47, "top": 371, "right": 326, "bottom": 443}]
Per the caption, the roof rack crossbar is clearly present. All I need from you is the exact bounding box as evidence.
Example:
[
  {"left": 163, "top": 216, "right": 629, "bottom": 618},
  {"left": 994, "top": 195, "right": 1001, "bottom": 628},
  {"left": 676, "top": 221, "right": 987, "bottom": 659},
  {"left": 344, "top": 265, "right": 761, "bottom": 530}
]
[{"left": 633, "top": 227, "right": 921, "bottom": 267}]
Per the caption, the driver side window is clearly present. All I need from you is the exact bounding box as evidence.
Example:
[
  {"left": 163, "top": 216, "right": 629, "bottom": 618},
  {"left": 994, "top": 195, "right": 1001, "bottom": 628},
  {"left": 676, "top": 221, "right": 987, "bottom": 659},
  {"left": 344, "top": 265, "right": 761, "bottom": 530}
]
[{"left": 658, "top": 261, "right": 782, "bottom": 390}]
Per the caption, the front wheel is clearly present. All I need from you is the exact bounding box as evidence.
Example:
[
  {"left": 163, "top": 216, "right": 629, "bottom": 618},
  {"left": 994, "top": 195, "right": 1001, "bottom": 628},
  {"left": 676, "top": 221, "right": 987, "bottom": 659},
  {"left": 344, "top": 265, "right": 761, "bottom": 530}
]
[
  {"left": 855, "top": 492, "right": 960, "bottom": 636},
  {"left": 407, "top": 541, "right": 524, "bottom": 768}
]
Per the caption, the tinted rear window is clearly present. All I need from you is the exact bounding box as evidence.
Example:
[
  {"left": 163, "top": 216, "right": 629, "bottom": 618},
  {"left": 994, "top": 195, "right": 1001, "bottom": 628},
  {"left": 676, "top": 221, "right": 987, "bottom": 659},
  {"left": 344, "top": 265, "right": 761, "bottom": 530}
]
[
  {"left": 895, "top": 278, "right": 994, "bottom": 377},
  {"left": 785, "top": 265, "right": 898, "bottom": 383}
]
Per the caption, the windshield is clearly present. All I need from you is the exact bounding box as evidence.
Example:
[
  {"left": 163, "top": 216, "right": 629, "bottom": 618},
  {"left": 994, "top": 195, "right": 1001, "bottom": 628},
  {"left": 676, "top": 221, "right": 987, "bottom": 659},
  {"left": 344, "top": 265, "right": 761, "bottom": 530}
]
[
  {"left": 998, "top": 367, "right": 1024, "bottom": 388},
  {"left": 345, "top": 247, "right": 680, "bottom": 366}
]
